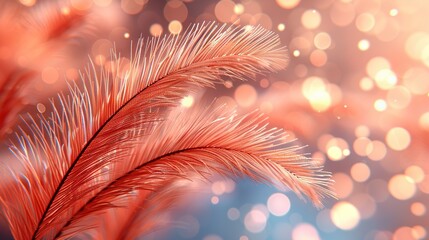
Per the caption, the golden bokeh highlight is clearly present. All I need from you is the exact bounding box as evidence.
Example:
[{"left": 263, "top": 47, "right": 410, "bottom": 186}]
[
  {"left": 359, "top": 77, "right": 374, "bottom": 91},
  {"left": 374, "top": 99, "right": 387, "bottom": 112},
  {"left": 330, "top": 201, "right": 361, "bottom": 230},
  {"left": 19, "top": 0, "right": 36, "bottom": 7},
  {"left": 405, "top": 32, "right": 429, "bottom": 61},
  {"left": 374, "top": 69, "right": 397, "bottom": 90},
  {"left": 181, "top": 95, "right": 194, "bottom": 108},
  {"left": 234, "top": 4, "right": 244, "bottom": 15},
  {"left": 366, "top": 140, "right": 387, "bottom": 161},
  {"left": 150, "top": 23, "right": 163, "bottom": 37},
  {"left": 419, "top": 112, "right": 429, "bottom": 131},
  {"left": 389, "top": 9, "right": 399, "bottom": 17},
  {"left": 276, "top": 0, "right": 301, "bottom": 9},
  {"left": 358, "top": 39, "right": 370, "bottom": 51},
  {"left": 301, "top": 77, "right": 333, "bottom": 112},
  {"left": 410, "top": 202, "right": 426, "bottom": 217},
  {"left": 301, "top": 9, "right": 322, "bottom": 29},
  {"left": 325, "top": 137, "right": 349, "bottom": 161},
  {"left": 388, "top": 174, "right": 416, "bottom": 200},
  {"left": 168, "top": 20, "right": 183, "bottom": 35},
  {"left": 355, "top": 13, "right": 375, "bottom": 32},
  {"left": 412, "top": 225, "right": 427, "bottom": 240},
  {"left": 350, "top": 163, "right": 370, "bottom": 182},
  {"left": 385, "top": 127, "right": 411, "bottom": 151},
  {"left": 405, "top": 165, "right": 425, "bottom": 183},
  {"left": 393, "top": 227, "right": 415, "bottom": 240},
  {"left": 353, "top": 137, "right": 371, "bottom": 157},
  {"left": 234, "top": 84, "right": 258, "bottom": 108},
  {"left": 366, "top": 57, "right": 390, "bottom": 80},
  {"left": 314, "top": 32, "right": 332, "bottom": 50},
  {"left": 354, "top": 125, "right": 370, "bottom": 138},
  {"left": 292, "top": 223, "right": 320, "bottom": 240}
]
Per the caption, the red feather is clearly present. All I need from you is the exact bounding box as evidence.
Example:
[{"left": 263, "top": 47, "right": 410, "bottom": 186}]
[{"left": 1, "top": 23, "right": 292, "bottom": 240}]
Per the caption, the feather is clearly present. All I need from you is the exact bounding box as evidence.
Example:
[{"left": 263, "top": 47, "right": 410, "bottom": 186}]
[
  {"left": 57, "top": 104, "right": 334, "bottom": 239},
  {"left": 0, "top": 22, "right": 288, "bottom": 240},
  {"left": 0, "top": 1, "right": 90, "bottom": 139}
]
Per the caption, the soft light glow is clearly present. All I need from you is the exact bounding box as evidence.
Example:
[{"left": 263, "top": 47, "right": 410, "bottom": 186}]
[
  {"left": 168, "top": 20, "right": 183, "bottom": 34},
  {"left": 19, "top": 0, "right": 36, "bottom": 6},
  {"left": 235, "top": 84, "right": 258, "bottom": 107},
  {"left": 181, "top": 96, "right": 194, "bottom": 108},
  {"left": 292, "top": 223, "right": 320, "bottom": 240},
  {"left": 419, "top": 112, "right": 429, "bottom": 130},
  {"left": 355, "top": 13, "right": 375, "bottom": 32},
  {"left": 314, "top": 32, "right": 332, "bottom": 50},
  {"left": 374, "top": 99, "right": 387, "bottom": 112},
  {"left": 374, "top": 69, "right": 398, "bottom": 90},
  {"left": 386, "top": 127, "right": 411, "bottom": 151},
  {"left": 350, "top": 163, "right": 370, "bottom": 182},
  {"left": 244, "top": 208, "right": 268, "bottom": 233},
  {"left": 388, "top": 174, "right": 416, "bottom": 200},
  {"left": 234, "top": 4, "right": 244, "bottom": 15},
  {"left": 150, "top": 23, "right": 163, "bottom": 37},
  {"left": 405, "top": 165, "right": 425, "bottom": 183},
  {"left": 330, "top": 202, "right": 361, "bottom": 230},
  {"left": 302, "top": 77, "right": 333, "bottom": 112},
  {"left": 301, "top": 9, "right": 321, "bottom": 29},
  {"left": 359, "top": 77, "right": 374, "bottom": 91},
  {"left": 276, "top": 0, "right": 301, "bottom": 9},
  {"left": 410, "top": 202, "right": 426, "bottom": 216},
  {"left": 358, "top": 39, "right": 370, "bottom": 51},
  {"left": 267, "top": 193, "right": 291, "bottom": 216}
]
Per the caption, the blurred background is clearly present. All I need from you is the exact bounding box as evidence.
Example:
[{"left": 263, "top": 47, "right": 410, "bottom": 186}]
[{"left": 1, "top": 0, "right": 428, "bottom": 239}]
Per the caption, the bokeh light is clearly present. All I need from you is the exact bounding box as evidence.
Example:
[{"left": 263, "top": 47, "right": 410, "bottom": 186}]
[
  {"left": 330, "top": 202, "right": 361, "bottom": 230},
  {"left": 292, "top": 223, "right": 320, "bottom": 240},
  {"left": 385, "top": 127, "right": 411, "bottom": 151},
  {"left": 388, "top": 174, "right": 416, "bottom": 200},
  {"left": 267, "top": 193, "right": 291, "bottom": 217}
]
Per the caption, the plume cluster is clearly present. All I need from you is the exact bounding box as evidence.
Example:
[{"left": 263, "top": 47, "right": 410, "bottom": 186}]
[
  {"left": 0, "top": 22, "right": 333, "bottom": 240},
  {"left": 0, "top": 1, "right": 89, "bottom": 139}
]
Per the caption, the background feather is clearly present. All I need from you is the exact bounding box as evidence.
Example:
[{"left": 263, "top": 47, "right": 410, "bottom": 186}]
[
  {"left": 0, "top": 1, "right": 91, "bottom": 140},
  {"left": 0, "top": 23, "right": 288, "bottom": 240},
  {"left": 57, "top": 104, "right": 333, "bottom": 239}
]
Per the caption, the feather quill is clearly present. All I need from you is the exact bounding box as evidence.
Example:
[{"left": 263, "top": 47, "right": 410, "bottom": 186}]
[
  {"left": 0, "top": 23, "right": 288, "bottom": 240},
  {"left": 57, "top": 104, "right": 333, "bottom": 239}
]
